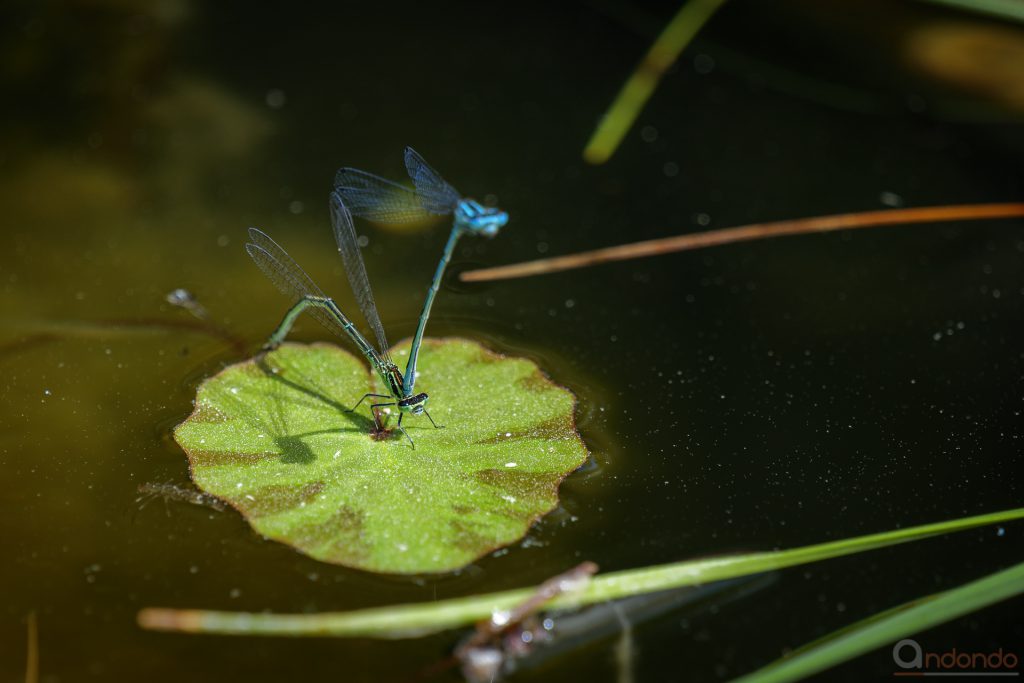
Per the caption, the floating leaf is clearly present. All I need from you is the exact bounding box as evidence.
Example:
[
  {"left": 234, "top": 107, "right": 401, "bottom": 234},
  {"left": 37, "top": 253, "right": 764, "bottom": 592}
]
[{"left": 174, "top": 338, "right": 587, "bottom": 574}]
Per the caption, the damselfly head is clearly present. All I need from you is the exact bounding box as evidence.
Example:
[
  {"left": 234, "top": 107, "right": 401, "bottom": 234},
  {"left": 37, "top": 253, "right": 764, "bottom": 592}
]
[
  {"left": 477, "top": 209, "right": 509, "bottom": 238},
  {"left": 458, "top": 199, "right": 509, "bottom": 238},
  {"left": 398, "top": 392, "right": 429, "bottom": 415}
]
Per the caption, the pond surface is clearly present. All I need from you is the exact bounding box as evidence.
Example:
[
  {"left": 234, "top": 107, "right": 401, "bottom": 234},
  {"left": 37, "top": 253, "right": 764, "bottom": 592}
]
[{"left": 2, "top": 1, "right": 1023, "bottom": 680}]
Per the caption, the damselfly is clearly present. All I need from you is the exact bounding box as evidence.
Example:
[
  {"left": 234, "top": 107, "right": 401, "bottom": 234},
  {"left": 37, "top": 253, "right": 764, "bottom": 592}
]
[
  {"left": 245, "top": 192, "right": 442, "bottom": 447},
  {"left": 334, "top": 147, "right": 508, "bottom": 400}
]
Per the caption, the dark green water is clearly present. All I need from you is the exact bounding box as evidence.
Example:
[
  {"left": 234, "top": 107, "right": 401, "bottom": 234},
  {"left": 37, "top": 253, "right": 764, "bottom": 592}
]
[{"left": 2, "top": 1, "right": 1023, "bottom": 681}]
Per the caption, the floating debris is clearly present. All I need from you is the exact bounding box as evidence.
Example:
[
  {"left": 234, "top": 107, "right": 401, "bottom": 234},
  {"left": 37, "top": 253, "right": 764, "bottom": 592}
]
[{"left": 137, "top": 482, "right": 226, "bottom": 512}]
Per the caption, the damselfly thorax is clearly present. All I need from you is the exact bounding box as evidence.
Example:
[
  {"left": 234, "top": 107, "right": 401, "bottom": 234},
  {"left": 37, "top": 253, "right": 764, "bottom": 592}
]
[{"left": 382, "top": 362, "right": 427, "bottom": 415}]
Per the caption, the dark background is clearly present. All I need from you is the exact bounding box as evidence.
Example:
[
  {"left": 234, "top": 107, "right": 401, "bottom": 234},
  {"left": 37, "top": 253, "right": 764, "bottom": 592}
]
[{"left": 1, "top": 1, "right": 1022, "bottom": 680}]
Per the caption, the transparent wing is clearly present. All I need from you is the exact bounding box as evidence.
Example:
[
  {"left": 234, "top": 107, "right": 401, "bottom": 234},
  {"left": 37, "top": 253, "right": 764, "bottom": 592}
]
[
  {"left": 333, "top": 167, "right": 432, "bottom": 223},
  {"left": 329, "top": 192, "right": 391, "bottom": 359},
  {"left": 404, "top": 146, "right": 462, "bottom": 214},
  {"left": 245, "top": 227, "right": 358, "bottom": 342}
]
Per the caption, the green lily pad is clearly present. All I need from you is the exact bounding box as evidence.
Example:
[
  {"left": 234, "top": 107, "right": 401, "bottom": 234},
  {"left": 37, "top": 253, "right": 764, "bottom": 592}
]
[{"left": 174, "top": 338, "right": 588, "bottom": 574}]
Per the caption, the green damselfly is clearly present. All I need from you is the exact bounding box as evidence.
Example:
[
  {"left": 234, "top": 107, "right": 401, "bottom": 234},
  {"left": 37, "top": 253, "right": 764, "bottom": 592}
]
[{"left": 245, "top": 191, "right": 441, "bottom": 447}]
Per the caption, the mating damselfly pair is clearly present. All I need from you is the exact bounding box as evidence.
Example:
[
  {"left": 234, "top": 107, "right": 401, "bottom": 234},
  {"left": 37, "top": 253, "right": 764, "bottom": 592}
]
[{"left": 246, "top": 148, "right": 508, "bottom": 447}]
